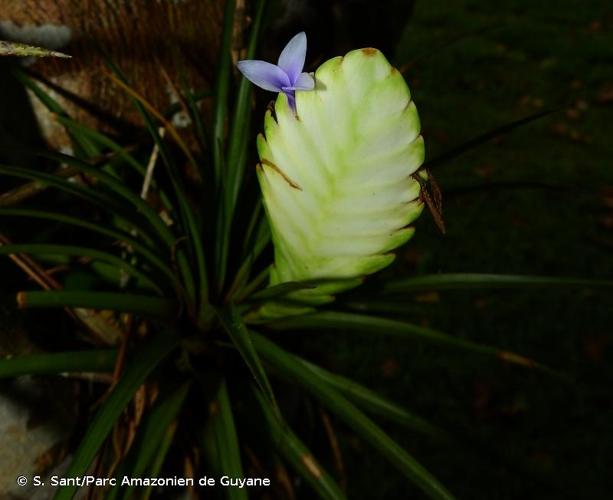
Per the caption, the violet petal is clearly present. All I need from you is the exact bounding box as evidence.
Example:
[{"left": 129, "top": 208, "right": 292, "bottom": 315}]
[
  {"left": 236, "top": 60, "right": 290, "bottom": 92},
  {"left": 293, "top": 72, "right": 315, "bottom": 90},
  {"left": 277, "top": 32, "right": 307, "bottom": 85}
]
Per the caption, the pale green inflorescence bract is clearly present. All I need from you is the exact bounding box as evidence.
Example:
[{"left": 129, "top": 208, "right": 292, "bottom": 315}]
[{"left": 256, "top": 48, "right": 425, "bottom": 318}]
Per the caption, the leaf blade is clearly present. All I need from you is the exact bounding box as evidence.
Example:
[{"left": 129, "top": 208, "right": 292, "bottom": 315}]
[
  {"left": 0, "top": 208, "right": 177, "bottom": 286},
  {"left": 218, "top": 304, "right": 277, "bottom": 409},
  {"left": 0, "top": 243, "right": 163, "bottom": 294},
  {"left": 17, "top": 291, "right": 178, "bottom": 319},
  {"left": 53, "top": 331, "right": 178, "bottom": 500},
  {"left": 251, "top": 332, "right": 455, "bottom": 500},
  {"left": 0, "top": 350, "right": 116, "bottom": 379},
  {"left": 217, "top": 0, "right": 268, "bottom": 292},
  {"left": 298, "top": 359, "right": 449, "bottom": 441},
  {"left": 264, "top": 311, "right": 559, "bottom": 375},
  {"left": 424, "top": 109, "right": 557, "bottom": 170},
  {"left": 203, "top": 380, "right": 247, "bottom": 500},
  {"left": 381, "top": 273, "right": 613, "bottom": 293},
  {"left": 107, "top": 383, "right": 190, "bottom": 500},
  {"left": 253, "top": 388, "right": 346, "bottom": 500}
]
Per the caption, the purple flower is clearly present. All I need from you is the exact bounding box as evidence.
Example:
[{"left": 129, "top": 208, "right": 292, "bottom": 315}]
[{"left": 236, "top": 32, "right": 315, "bottom": 111}]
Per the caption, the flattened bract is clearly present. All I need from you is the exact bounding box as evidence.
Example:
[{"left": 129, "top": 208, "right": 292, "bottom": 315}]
[{"left": 257, "top": 48, "right": 425, "bottom": 318}]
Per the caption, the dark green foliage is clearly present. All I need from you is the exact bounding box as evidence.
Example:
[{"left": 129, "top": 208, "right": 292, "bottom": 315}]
[{"left": 0, "top": 0, "right": 609, "bottom": 499}]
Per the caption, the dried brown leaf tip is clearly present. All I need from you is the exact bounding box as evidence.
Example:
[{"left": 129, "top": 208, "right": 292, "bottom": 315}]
[
  {"left": 497, "top": 351, "right": 537, "bottom": 368},
  {"left": 301, "top": 454, "right": 322, "bottom": 478},
  {"left": 16, "top": 291, "right": 27, "bottom": 309}
]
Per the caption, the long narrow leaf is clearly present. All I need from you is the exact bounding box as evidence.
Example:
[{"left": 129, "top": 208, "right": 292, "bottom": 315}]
[
  {"left": 0, "top": 164, "right": 162, "bottom": 245},
  {"left": 13, "top": 68, "right": 66, "bottom": 114},
  {"left": 0, "top": 350, "right": 116, "bottom": 379},
  {"left": 131, "top": 106, "right": 200, "bottom": 305},
  {"left": 381, "top": 273, "right": 613, "bottom": 293},
  {"left": 226, "top": 209, "right": 270, "bottom": 301},
  {"left": 264, "top": 311, "right": 556, "bottom": 373},
  {"left": 0, "top": 40, "right": 70, "bottom": 58},
  {"left": 54, "top": 115, "right": 174, "bottom": 210},
  {"left": 253, "top": 388, "right": 346, "bottom": 500},
  {"left": 0, "top": 244, "right": 163, "bottom": 294},
  {"left": 183, "top": 85, "right": 210, "bottom": 158},
  {"left": 225, "top": 0, "right": 267, "bottom": 212},
  {"left": 102, "top": 70, "right": 197, "bottom": 169},
  {"left": 0, "top": 208, "right": 177, "bottom": 286},
  {"left": 14, "top": 69, "right": 111, "bottom": 158},
  {"left": 141, "top": 422, "right": 178, "bottom": 500},
  {"left": 424, "top": 109, "right": 556, "bottom": 170},
  {"left": 218, "top": 304, "right": 277, "bottom": 409},
  {"left": 203, "top": 380, "right": 247, "bottom": 500},
  {"left": 234, "top": 265, "right": 271, "bottom": 304},
  {"left": 212, "top": 0, "right": 236, "bottom": 186},
  {"left": 0, "top": 165, "right": 80, "bottom": 207},
  {"left": 217, "top": 0, "right": 267, "bottom": 292},
  {"left": 106, "top": 383, "right": 190, "bottom": 500},
  {"left": 241, "top": 199, "right": 266, "bottom": 257},
  {"left": 299, "top": 360, "right": 449, "bottom": 441},
  {"left": 251, "top": 332, "right": 455, "bottom": 500},
  {"left": 17, "top": 291, "right": 178, "bottom": 319},
  {"left": 129, "top": 383, "right": 189, "bottom": 478},
  {"left": 39, "top": 152, "right": 176, "bottom": 246},
  {"left": 103, "top": 60, "right": 205, "bottom": 309},
  {"left": 249, "top": 281, "right": 317, "bottom": 301},
  {"left": 53, "top": 330, "right": 178, "bottom": 500}
]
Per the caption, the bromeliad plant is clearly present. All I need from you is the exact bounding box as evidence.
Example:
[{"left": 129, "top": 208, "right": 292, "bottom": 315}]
[{"left": 1, "top": 2, "right": 610, "bottom": 499}]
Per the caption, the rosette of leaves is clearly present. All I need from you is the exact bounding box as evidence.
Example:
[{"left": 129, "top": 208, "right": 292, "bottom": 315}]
[{"left": 0, "top": 1, "right": 608, "bottom": 499}]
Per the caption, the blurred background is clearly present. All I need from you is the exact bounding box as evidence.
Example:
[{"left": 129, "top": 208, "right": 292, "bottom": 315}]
[{"left": 0, "top": 0, "right": 612, "bottom": 498}]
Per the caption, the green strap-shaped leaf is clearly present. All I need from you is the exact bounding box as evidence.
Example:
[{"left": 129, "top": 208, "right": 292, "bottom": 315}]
[
  {"left": 225, "top": 0, "right": 267, "bottom": 213},
  {"left": 0, "top": 164, "right": 163, "bottom": 246},
  {"left": 251, "top": 332, "right": 455, "bottom": 500},
  {"left": 0, "top": 243, "right": 163, "bottom": 294},
  {"left": 212, "top": 0, "right": 235, "bottom": 187},
  {"left": 227, "top": 208, "right": 271, "bottom": 302},
  {"left": 0, "top": 350, "right": 116, "bottom": 379},
  {"left": 53, "top": 331, "right": 178, "bottom": 500},
  {"left": 103, "top": 59, "right": 205, "bottom": 314},
  {"left": 141, "top": 420, "right": 178, "bottom": 500},
  {"left": 38, "top": 152, "right": 177, "bottom": 246},
  {"left": 424, "top": 109, "right": 555, "bottom": 170},
  {"left": 218, "top": 305, "right": 277, "bottom": 410},
  {"left": 380, "top": 273, "right": 613, "bottom": 293},
  {"left": 217, "top": 0, "right": 268, "bottom": 291},
  {"left": 13, "top": 68, "right": 110, "bottom": 158},
  {"left": 202, "top": 380, "right": 247, "bottom": 500},
  {"left": 298, "top": 359, "right": 449, "bottom": 441},
  {"left": 248, "top": 281, "right": 317, "bottom": 301},
  {"left": 257, "top": 49, "right": 424, "bottom": 317},
  {"left": 106, "top": 383, "right": 190, "bottom": 500},
  {"left": 253, "top": 388, "right": 346, "bottom": 500},
  {"left": 14, "top": 70, "right": 174, "bottom": 210},
  {"left": 264, "top": 311, "right": 563, "bottom": 375},
  {"left": 0, "top": 208, "right": 177, "bottom": 286},
  {"left": 17, "top": 291, "right": 178, "bottom": 319}
]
